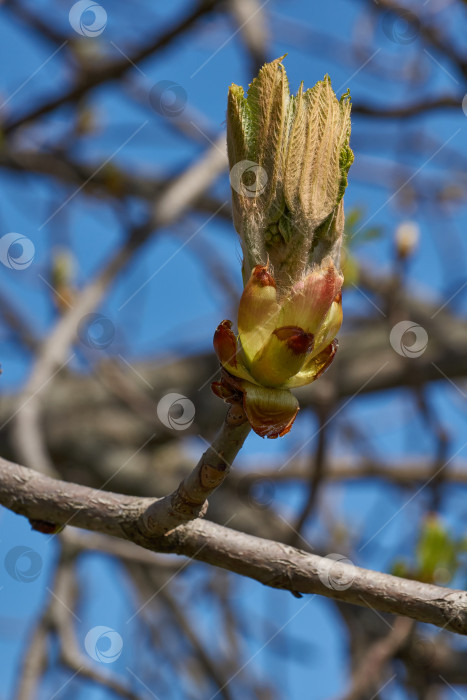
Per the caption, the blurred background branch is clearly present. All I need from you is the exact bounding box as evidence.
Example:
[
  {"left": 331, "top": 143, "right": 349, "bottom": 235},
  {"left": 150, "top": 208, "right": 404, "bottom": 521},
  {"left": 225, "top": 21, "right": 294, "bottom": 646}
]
[{"left": 0, "top": 0, "right": 466, "bottom": 698}]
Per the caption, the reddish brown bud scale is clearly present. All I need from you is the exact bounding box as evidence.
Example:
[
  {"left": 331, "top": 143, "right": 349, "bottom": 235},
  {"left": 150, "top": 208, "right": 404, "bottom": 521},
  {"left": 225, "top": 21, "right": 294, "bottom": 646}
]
[
  {"left": 321, "top": 265, "right": 342, "bottom": 307},
  {"left": 314, "top": 340, "right": 338, "bottom": 380},
  {"left": 211, "top": 381, "right": 232, "bottom": 401},
  {"left": 273, "top": 326, "right": 314, "bottom": 355},
  {"left": 213, "top": 320, "right": 238, "bottom": 368},
  {"left": 213, "top": 369, "right": 299, "bottom": 439},
  {"left": 252, "top": 263, "right": 276, "bottom": 288}
]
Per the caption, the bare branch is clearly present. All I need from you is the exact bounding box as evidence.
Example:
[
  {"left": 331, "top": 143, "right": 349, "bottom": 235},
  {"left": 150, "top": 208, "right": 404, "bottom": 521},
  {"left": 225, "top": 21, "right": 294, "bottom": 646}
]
[{"left": 1, "top": 456, "right": 467, "bottom": 635}]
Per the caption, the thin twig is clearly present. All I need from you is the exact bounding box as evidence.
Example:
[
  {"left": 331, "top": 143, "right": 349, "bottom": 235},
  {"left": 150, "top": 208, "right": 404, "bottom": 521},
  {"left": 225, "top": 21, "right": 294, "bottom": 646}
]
[{"left": 142, "top": 409, "right": 251, "bottom": 535}]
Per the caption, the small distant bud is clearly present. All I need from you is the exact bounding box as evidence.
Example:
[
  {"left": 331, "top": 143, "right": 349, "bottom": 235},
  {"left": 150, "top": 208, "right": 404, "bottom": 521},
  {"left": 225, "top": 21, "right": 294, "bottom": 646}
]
[
  {"left": 395, "top": 221, "right": 419, "bottom": 260},
  {"left": 76, "top": 106, "right": 97, "bottom": 136},
  {"left": 51, "top": 248, "right": 76, "bottom": 312}
]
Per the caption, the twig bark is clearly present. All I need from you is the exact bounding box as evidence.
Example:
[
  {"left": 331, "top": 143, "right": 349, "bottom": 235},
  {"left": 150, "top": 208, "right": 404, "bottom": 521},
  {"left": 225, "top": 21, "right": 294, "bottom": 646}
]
[
  {"left": 1, "top": 456, "right": 467, "bottom": 635},
  {"left": 142, "top": 409, "right": 250, "bottom": 535}
]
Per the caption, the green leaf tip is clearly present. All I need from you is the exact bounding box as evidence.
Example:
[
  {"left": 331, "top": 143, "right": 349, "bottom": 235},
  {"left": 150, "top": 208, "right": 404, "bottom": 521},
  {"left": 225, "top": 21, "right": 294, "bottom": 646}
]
[{"left": 226, "top": 56, "right": 353, "bottom": 288}]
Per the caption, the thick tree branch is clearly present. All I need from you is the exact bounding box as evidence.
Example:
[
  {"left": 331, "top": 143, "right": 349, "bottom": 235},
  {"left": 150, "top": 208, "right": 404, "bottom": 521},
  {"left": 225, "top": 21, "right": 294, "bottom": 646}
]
[{"left": 1, "top": 456, "right": 467, "bottom": 635}]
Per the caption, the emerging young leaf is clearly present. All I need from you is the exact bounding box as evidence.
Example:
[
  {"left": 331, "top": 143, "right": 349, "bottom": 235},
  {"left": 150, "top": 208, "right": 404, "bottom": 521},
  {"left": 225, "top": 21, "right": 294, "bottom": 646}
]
[{"left": 216, "top": 57, "right": 353, "bottom": 438}]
